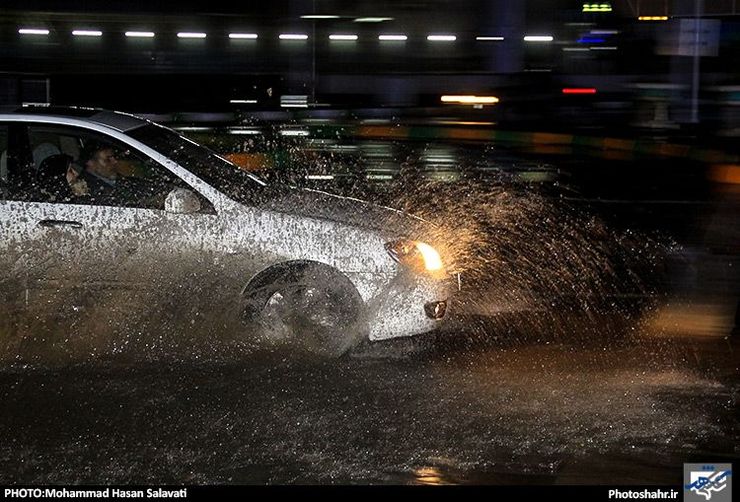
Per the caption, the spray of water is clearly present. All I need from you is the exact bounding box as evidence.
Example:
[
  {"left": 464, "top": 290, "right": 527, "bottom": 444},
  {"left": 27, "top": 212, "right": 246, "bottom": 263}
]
[
  {"left": 254, "top": 134, "right": 677, "bottom": 347},
  {"left": 383, "top": 176, "right": 672, "bottom": 345}
]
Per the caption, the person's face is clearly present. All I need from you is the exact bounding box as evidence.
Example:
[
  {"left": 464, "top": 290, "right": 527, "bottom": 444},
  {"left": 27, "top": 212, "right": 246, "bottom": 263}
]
[{"left": 87, "top": 148, "right": 118, "bottom": 177}]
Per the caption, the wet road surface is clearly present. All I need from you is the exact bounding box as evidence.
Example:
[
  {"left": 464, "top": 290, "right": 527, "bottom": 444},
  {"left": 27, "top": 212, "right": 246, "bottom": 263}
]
[{"left": 0, "top": 325, "right": 736, "bottom": 485}]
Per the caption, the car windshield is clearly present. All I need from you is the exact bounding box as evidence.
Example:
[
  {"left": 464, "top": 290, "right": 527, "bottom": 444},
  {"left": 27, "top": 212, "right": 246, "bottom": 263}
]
[{"left": 126, "top": 123, "right": 268, "bottom": 204}]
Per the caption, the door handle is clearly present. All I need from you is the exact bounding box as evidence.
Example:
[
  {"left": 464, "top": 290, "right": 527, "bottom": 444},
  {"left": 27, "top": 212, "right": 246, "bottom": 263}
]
[{"left": 38, "top": 219, "right": 83, "bottom": 229}]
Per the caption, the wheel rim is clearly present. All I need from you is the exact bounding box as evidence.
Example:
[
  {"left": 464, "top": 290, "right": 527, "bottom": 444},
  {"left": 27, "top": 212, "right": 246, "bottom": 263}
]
[{"left": 259, "top": 283, "right": 357, "bottom": 354}]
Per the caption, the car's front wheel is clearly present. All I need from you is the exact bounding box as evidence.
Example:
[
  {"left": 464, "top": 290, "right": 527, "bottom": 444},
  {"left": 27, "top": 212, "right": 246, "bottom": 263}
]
[{"left": 244, "top": 265, "right": 365, "bottom": 357}]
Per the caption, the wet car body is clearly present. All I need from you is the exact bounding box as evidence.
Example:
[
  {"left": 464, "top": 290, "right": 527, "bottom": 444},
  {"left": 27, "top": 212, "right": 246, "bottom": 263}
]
[{"left": 0, "top": 107, "right": 451, "bottom": 359}]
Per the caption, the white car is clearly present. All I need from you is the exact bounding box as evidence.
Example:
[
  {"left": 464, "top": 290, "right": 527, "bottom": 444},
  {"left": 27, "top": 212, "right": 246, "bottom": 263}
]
[{"left": 0, "top": 107, "right": 453, "bottom": 359}]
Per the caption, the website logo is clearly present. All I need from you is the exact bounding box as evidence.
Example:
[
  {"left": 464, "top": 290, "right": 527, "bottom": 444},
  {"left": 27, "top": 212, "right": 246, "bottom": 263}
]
[{"left": 684, "top": 464, "right": 732, "bottom": 502}]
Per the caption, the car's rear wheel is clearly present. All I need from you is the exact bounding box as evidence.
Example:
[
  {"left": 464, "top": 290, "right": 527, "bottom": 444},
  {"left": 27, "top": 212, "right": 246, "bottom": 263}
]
[{"left": 245, "top": 266, "right": 365, "bottom": 357}]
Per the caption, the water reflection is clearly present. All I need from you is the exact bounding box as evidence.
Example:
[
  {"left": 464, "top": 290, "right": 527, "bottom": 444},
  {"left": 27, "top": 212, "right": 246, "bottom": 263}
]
[{"left": 412, "top": 466, "right": 450, "bottom": 485}]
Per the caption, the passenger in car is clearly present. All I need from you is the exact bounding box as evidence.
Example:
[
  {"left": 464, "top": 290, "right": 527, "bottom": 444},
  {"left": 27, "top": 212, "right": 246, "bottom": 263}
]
[{"left": 32, "top": 153, "right": 81, "bottom": 203}]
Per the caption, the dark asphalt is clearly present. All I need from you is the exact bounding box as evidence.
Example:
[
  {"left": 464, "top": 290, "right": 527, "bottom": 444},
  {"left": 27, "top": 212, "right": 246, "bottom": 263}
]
[{"left": 0, "top": 324, "right": 736, "bottom": 485}]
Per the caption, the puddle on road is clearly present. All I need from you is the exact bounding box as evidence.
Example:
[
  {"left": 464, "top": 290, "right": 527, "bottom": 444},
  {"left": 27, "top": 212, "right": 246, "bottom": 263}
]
[{"left": 0, "top": 338, "right": 734, "bottom": 484}]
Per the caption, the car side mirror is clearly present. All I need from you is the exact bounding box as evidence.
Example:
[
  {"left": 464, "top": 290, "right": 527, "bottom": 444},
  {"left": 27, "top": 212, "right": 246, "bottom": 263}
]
[{"left": 165, "top": 187, "right": 202, "bottom": 214}]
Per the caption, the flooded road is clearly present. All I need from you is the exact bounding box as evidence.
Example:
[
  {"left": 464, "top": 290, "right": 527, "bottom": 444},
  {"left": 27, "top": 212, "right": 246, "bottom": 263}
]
[
  {"left": 0, "top": 128, "right": 737, "bottom": 485},
  {"left": 0, "top": 326, "right": 736, "bottom": 485}
]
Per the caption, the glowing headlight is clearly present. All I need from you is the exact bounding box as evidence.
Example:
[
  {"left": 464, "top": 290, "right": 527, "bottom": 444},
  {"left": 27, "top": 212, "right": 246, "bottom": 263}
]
[
  {"left": 415, "top": 242, "right": 443, "bottom": 271},
  {"left": 385, "top": 239, "right": 444, "bottom": 273}
]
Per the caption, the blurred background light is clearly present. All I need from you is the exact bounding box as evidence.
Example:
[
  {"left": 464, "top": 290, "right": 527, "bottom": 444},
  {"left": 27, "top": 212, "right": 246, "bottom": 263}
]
[
  {"left": 18, "top": 28, "right": 49, "bottom": 35},
  {"left": 279, "top": 33, "right": 308, "bottom": 40},
  {"left": 72, "top": 30, "right": 102, "bottom": 37},
  {"left": 441, "top": 95, "right": 500, "bottom": 105},
  {"left": 379, "top": 34, "right": 407, "bottom": 41},
  {"left": 524, "top": 35, "right": 553, "bottom": 42},
  {"left": 125, "top": 31, "right": 155, "bottom": 38},
  {"left": 427, "top": 35, "right": 457, "bottom": 42}
]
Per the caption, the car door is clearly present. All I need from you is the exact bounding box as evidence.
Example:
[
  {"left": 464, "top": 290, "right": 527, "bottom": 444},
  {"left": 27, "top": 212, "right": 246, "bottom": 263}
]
[{"left": 1, "top": 122, "right": 223, "bottom": 354}]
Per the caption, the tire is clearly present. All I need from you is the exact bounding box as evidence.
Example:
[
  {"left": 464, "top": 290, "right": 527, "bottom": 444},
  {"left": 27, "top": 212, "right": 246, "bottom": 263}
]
[{"left": 245, "top": 265, "right": 365, "bottom": 357}]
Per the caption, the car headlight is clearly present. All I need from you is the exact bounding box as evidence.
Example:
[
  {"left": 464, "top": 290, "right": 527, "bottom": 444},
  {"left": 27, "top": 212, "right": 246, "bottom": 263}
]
[{"left": 385, "top": 239, "right": 444, "bottom": 273}]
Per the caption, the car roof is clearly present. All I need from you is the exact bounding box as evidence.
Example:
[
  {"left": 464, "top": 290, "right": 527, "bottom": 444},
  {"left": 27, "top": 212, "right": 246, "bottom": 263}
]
[{"left": 0, "top": 106, "right": 149, "bottom": 132}]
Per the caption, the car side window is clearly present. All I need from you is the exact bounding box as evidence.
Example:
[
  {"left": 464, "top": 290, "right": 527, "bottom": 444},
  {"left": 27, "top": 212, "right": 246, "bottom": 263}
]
[{"left": 19, "top": 124, "right": 214, "bottom": 212}]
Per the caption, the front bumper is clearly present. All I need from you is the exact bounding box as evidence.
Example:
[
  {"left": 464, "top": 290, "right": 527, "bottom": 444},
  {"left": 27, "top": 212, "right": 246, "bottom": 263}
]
[{"left": 356, "top": 272, "right": 457, "bottom": 341}]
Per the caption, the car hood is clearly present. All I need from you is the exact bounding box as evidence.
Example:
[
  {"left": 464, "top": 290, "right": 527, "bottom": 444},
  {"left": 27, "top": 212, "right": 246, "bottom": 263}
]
[{"left": 254, "top": 186, "right": 427, "bottom": 237}]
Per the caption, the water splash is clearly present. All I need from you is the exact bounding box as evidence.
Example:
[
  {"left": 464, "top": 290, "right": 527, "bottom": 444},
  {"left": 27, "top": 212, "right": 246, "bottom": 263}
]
[{"left": 383, "top": 176, "right": 673, "bottom": 344}]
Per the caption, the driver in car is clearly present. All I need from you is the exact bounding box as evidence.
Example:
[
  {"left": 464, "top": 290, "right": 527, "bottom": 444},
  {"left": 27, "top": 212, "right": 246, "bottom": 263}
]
[
  {"left": 78, "top": 143, "right": 120, "bottom": 189},
  {"left": 75, "top": 142, "right": 162, "bottom": 206}
]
